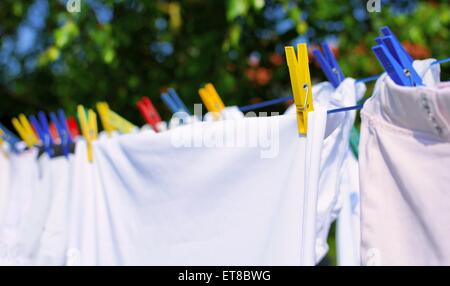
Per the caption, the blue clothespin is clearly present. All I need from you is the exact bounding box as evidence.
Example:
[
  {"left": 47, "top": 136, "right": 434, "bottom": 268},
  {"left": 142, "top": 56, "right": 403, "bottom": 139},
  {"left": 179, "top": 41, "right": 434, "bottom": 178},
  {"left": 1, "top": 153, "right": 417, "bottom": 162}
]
[
  {"left": 29, "top": 115, "right": 44, "bottom": 140},
  {"left": 380, "top": 26, "right": 413, "bottom": 62},
  {"left": 50, "top": 109, "right": 72, "bottom": 158},
  {"left": 30, "top": 112, "right": 54, "bottom": 157},
  {"left": 321, "top": 43, "right": 344, "bottom": 84},
  {"left": 313, "top": 43, "right": 344, "bottom": 88},
  {"left": 168, "top": 88, "right": 190, "bottom": 114},
  {"left": 373, "top": 27, "right": 423, "bottom": 86},
  {"left": 58, "top": 109, "right": 72, "bottom": 141},
  {"left": 380, "top": 36, "right": 423, "bottom": 86},
  {"left": 0, "top": 122, "right": 21, "bottom": 152},
  {"left": 375, "top": 37, "right": 384, "bottom": 46},
  {"left": 372, "top": 45, "right": 411, "bottom": 86},
  {"left": 161, "top": 92, "right": 179, "bottom": 114}
]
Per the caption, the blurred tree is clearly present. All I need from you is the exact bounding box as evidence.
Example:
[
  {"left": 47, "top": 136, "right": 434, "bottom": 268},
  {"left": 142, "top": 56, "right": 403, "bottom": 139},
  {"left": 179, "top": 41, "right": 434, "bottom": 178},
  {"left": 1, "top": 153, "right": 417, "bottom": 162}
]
[
  {"left": 0, "top": 0, "right": 449, "bottom": 125},
  {"left": 1, "top": 0, "right": 449, "bottom": 267}
]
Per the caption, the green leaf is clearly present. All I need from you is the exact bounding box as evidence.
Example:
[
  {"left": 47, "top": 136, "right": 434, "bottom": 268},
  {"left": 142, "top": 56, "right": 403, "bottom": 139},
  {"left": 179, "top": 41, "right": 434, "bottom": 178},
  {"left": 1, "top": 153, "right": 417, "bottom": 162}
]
[{"left": 227, "top": 0, "right": 249, "bottom": 21}]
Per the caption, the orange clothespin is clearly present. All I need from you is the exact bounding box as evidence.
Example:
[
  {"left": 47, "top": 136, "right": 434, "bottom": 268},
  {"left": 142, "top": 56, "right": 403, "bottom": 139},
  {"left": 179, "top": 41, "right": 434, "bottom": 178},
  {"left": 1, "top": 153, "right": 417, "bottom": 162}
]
[{"left": 285, "top": 43, "right": 314, "bottom": 135}]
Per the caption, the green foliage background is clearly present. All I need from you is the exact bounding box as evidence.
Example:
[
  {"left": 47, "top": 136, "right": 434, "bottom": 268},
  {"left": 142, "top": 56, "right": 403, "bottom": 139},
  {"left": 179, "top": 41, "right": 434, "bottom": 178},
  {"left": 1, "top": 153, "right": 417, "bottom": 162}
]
[
  {"left": 1, "top": 0, "right": 449, "bottom": 124},
  {"left": 0, "top": 0, "right": 449, "bottom": 265}
]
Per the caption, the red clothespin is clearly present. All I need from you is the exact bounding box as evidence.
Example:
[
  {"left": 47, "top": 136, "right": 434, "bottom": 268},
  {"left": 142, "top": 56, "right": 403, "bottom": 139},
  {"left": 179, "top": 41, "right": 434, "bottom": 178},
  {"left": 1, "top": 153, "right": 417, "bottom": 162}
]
[
  {"left": 67, "top": 116, "right": 81, "bottom": 139},
  {"left": 49, "top": 123, "right": 59, "bottom": 142},
  {"left": 137, "top": 97, "right": 162, "bottom": 132}
]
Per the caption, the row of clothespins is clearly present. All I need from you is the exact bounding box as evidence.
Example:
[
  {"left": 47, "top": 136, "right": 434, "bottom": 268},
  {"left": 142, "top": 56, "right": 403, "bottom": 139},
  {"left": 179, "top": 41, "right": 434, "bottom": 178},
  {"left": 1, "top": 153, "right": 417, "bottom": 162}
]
[
  {"left": 284, "top": 26, "right": 433, "bottom": 135},
  {"left": 1, "top": 26, "right": 447, "bottom": 162},
  {"left": 0, "top": 82, "right": 230, "bottom": 162}
]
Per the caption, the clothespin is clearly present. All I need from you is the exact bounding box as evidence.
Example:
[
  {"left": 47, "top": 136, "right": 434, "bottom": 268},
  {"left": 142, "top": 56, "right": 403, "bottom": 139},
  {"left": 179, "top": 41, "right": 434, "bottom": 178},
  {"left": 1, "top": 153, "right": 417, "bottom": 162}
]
[
  {"left": 380, "top": 26, "right": 413, "bottom": 62},
  {"left": 379, "top": 36, "right": 423, "bottom": 86},
  {"left": 161, "top": 90, "right": 192, "bottom": 125},
  {"left": 49, "top": 109, "right": 73, "bottom": 158},
  {"left": 0, "top": 129, "right": 4, "bottom": 148},
  {"left": 161, "top": 89, "right": 190, "bottom": 115},
  {"left": 11, "top": 114, "right": 40, "bottom": 148},
  {"left": 161, "top": 92, "right": 178, "bottom": 114},
  {"left": 205, "top": 83, "right": 225, "bottom": 112},
  {"left": 0, "top": 129, "right": 5, "bottom": 155},
  {"left": 198, "top": 87, "right": 218, "bottom": 113},
  {"left": 373, "top": 27, "right": 422, "bottom": 87},
  {"left": 67, "top": 116, "right": 80, "bottom": 139},
  {"left": 77, "top": 105, "right": 97, "bottom": 162},
  {"left": 168, "top": 88, "right": 190, "bottom": 114},
  {"left": 108, "top": 110, "right": 137, "bottom": 133},
  {"left": 313, "top": 43, "right": 344, "bottom": 88},
  {"left": 96, "top": 102, "right": 115, "bottom": 136},
  {"left": 0, "top": 122, "right": 21, "bottom": 152},
  {"left": 96, "top": 102, "right": 137, "bottom": 134},
  {"left": 198, "top": 83, "right": 226, "bottom": 121},
  {"left": 137, "top": 97, "right": 162, "bottom": 132},
  {"left": 285, "top": 43, "right": 314, "bottom": 135},
  {"left": 29, "top": 112, "right": 55, "bottom": 157},
  {"left": 0, "top": 129, "right": 6, "bottom": 157},
  {"left": 372, "top": 45, "right": 411, "bottom": 86},
  {"left": 49, "top": 123, "right": 59, "bottom": 142}
]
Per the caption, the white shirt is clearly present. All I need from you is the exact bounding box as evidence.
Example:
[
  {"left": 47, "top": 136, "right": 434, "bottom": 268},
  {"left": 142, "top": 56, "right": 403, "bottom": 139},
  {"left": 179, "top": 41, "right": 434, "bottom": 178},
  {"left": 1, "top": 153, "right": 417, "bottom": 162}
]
[
  {"left": 0, "top": 149, "right": 39, "bottom": 265},
  {"left": 336, "top": 151, "right": 361, "bottom": 266},
  {"left": 0, "top": 150, "right": 10, "bottom": 224},
  {"left": 64, "top": 107, "right": 328, "bottom": 266},
  {"left": 285, "top": 79, "right": 366, "bottom": 262},
  {"left": 34, "top": 156, "right": 73, "bottom": 265},
  {"left": 359, "top": 59, "right": 450, "bottom": 265}
]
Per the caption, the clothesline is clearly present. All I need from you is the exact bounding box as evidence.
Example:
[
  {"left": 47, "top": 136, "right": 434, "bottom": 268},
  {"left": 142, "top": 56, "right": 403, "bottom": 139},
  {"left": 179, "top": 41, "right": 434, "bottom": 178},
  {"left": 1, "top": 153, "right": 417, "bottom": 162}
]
[{"left": 239, "top": 57, "right": 450, "bottom": 113}]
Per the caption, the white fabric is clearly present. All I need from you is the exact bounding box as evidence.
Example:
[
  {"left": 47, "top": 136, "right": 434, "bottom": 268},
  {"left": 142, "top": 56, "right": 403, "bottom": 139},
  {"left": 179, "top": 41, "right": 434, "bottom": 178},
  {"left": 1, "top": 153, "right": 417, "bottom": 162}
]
[
  {"left": 140, "top": 122, "right": 168, "bottom": 133},
  {"left": 0, "top": 150, "right": 39, "bottom": 265},
  {"left": 0, "top": 151, "right": 10, "bottom": 223},
  {"left": 203, "top": 106, "right": 245, "bottom": 122},
  {"left": 34, "top": 156, "right": 72, "bottom": 266},
  {"left": 336, "top": 151, "right": 360, "bottom": 266},
  {"left": 285, "top": 79, "right": 365, "bottom": 262},
  {"left": 312, "top": 79, "right": 365, "bottom": 261},
  {"left": 359, "top": 59, "right": 450, "bottom": 266},
  {"left": 14, "top": 154, "right": 53, "bottom": 263},
  {"left": 168, "top": 115, "right": 199, "bottom": 129},
  {"left": 64, "top": 107, "right": 328, "bottom": 266}
]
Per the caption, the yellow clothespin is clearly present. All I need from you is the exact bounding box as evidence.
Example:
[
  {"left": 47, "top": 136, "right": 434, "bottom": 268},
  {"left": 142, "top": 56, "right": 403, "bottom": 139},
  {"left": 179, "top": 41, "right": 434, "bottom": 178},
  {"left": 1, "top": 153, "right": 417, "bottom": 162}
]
[
  {"left": 285, "top": 43, "right": 314, "bottom": 135},
  {"left": 0, "top": 129, "right": 6, "bottom": 159},
  {"left": 205, "top": 83, "right": 225, "bottom": 112},
  {"left": 77, "top": 105, "right": 98, "bottom": 162},
  {"left": 11, "top": 114, "right": 40, "bottom": 148},
  {"left": 198, "top": 83, "right": 225, "bottom": 120},
  {"left": 107, "top": 110, "right": 136, "bottom": 134},
  {"left": 96, "top": 102, "right": 136, "bottom": 134},
  {"left": 198, "top": 87, "right": 217, "bottom": 113},
  {"left": 96, "top": 102, "right": 114, "bottom": 136},
  {"left": 0, "top": 129, "right": 4, "bottom": 147}
]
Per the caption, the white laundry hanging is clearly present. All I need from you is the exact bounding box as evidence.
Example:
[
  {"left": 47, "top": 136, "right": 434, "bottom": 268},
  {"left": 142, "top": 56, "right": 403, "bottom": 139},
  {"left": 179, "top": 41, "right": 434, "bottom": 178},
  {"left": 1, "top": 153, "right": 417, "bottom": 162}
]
[
  {"left": 63, "top": 107, "right": 327, "bottom": 266},
  {"left": 285, "top": 78, "right": 366, "bottom": 263},
  {"left": 359, "top": 59, "right": 450, "bottom": 266}
]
